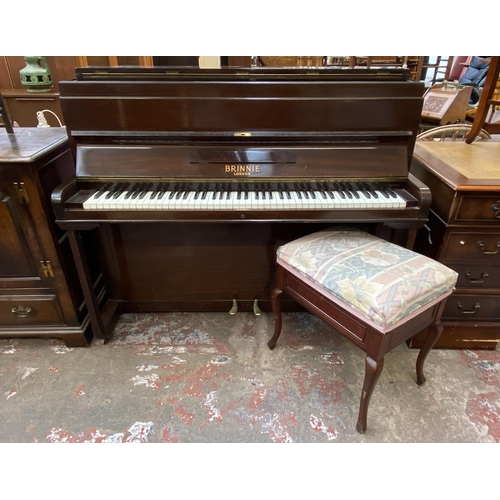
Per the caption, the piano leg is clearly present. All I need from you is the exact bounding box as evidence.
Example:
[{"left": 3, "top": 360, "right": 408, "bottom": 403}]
[{"left": 67, "top": 229, "right": 108, "bottom": 340}]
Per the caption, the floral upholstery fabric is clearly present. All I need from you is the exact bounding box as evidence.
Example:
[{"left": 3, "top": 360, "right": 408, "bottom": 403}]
[{"left": 277, "top": 230, "right": 458, "bottom": 330}]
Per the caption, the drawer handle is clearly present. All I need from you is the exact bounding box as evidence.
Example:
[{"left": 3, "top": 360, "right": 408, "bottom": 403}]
[
  {"left": 477, "top": 241, "right": 500, "bottom": 255},
  {"left": 464, "top": 271, "right": 489, "bottom": 283},
  {"left": 492, "top": 201, "right": 500, "bottom": 218},
  {"left": 11, "top": 305, "right": 32, "bottom": 318},
  {"left": 456, "top": 302, "right": 480, "bottom": 314}
]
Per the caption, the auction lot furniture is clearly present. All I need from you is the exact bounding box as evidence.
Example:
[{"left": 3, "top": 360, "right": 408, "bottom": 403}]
[
  {"left": 410, "top": 141, "right": 500, "bottom": 349},
  {"left": 0, "top": 128, "right": 91, "bottom": 346},
  {"left": 268, "top": 229, "right": 457, "bottom": 433}
]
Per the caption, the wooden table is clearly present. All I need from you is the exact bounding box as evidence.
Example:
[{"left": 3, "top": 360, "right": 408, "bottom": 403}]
[{"left": 409, "top": 141, "right": 500, "bottom": 349}]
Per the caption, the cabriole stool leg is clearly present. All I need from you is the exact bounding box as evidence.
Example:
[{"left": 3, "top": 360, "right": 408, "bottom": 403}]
[
  {"left": 356, "top": 355, "right": 385, "bottom": 434},
  {"left": 268, "top": 287, "right": 283, "bottom": 350},
  {"left": 416, "top": 320, "right": 444, "bottom": 386}
]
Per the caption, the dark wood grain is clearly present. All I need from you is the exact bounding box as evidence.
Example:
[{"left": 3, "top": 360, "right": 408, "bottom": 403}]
[
  {"left": 411, "top": 142, "right": 500, "bottom": 349},
  {"left": 53, "top": 67, "right": 429, "bottom": 339}
]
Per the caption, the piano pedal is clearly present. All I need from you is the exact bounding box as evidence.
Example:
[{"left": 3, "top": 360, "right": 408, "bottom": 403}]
[
  {"left": 229, "top": 299, "right": 238, "bottom": 315},
  {"left": 253, "top": 299, "right": 262, "bottom": 316}
]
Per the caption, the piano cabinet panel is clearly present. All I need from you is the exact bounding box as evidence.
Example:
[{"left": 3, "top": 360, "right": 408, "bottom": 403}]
[{"left": 96, "top": 222, "right": 374, "bottom": 310}]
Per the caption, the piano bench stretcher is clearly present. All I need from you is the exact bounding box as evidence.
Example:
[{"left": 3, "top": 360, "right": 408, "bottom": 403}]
[{"left": 268, "top": 229, "right": 458, "bottom": 433}]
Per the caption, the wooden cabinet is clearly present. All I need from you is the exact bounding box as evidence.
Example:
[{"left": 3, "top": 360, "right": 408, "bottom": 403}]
[
  {"left": 409, "top": 141, "right": 500, "bottom": 349},
  {"left": 0, "top": 128, "right": 91, "bottom": 346},
  {"left": 0, "top": 89, "right": 64, "bottom": 127}
]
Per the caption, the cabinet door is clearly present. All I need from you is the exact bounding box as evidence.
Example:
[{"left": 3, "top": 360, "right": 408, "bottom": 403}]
[{"left": 0, "top": 176, "right": 52, "bottom": 288}]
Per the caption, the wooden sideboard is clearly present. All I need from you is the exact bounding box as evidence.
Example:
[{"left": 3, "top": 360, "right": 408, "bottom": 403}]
[
  {"left": 0, "top": 128, "right": 92, "bottom": 346},
  {"left": 409, "top": 141, "right": 500, "bottom": 349}
]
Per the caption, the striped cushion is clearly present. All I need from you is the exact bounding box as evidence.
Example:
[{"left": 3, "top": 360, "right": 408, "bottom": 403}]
[{"left": 277, "top": 230, "right": 458, "bottom": 331}]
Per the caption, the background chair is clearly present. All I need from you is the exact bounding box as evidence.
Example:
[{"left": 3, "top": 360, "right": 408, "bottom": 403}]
[
  {"left": 459, "top": 56, "right": 491, "bottom": 104},
  {"left": 417, "top": 123, "right": 491, "bottom": 142},
  {"left": 465, "top": 56, "right": 500, "bottom": 143}
]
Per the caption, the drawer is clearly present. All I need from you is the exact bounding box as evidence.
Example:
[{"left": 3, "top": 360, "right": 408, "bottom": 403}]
[
  {"left": 441, "top": 232, "right": 500, "bottom": 261},
  {"left": 0, "top": 295, "right": 64, "bottom": 326},
  {"left": 454, "top": 195, "right": 500, "bottom": 223},
  {"left": 441, "top": 294, "right": 500, "bottom": 321},
  {"left": 284, "top": 272, "right": 367, "bottom": 345},
  {"left": 449, "top": 263, "right": 500, "bottom": 289}
]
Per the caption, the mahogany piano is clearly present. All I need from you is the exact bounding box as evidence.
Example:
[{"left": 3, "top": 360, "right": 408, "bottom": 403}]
[{"left": 52, "top": 66, "right": 430, "bottom": 341}]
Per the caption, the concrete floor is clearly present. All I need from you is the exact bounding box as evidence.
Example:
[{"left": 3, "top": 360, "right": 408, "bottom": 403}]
[{"left": 0, "top": 311, "right": 499, "bottom": 443}]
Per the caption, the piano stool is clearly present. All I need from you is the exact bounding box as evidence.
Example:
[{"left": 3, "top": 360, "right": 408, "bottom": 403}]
[{"left": 268, "top": 229, "right": 458, "bottom": 433}]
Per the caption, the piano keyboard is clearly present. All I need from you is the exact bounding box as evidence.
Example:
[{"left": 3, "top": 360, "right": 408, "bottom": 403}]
[{"left": 80, "top": 181, "right": 414, "bottom": 211}]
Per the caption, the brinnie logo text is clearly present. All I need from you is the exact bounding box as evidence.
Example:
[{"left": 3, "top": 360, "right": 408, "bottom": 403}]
[{"left": 225, "top": 165, "right": 261, "bottom": 176}]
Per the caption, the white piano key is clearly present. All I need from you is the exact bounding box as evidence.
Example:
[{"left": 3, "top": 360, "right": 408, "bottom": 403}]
[{"left": 109, "top": 191, "right": 128, "bottom": 210}]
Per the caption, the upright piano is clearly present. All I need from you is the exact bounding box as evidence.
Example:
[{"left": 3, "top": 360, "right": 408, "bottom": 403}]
[{"left": 52, "top": 66, "right": 430, "bottom": 341}]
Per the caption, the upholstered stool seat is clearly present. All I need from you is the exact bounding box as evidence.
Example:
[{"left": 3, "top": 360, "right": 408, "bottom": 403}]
[{"left": 268, "top": 229, "right": 458, "bottom": 433}]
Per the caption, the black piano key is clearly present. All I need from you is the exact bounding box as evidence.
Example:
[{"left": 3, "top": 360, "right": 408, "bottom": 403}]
[
  {"left": 149, "top": 183, "right": 160, "bottom": 200},
  {"left": 266, "top": 183, "right": 273, "bottom": 200},
  {"left": 156, "top": 189, "right": 167, "bottom": 201},
  {"left": 93, "top": 183, "right": 112, "bottom": 200},
  {"left": 212, "top": 183, "right": 219, "bottom": 200},
  {"left": 306, "top": 183, "right": 316, "bottom": 199},
  {"left": 105, "top": 184, "right": 119, "bottom": 199},
  {"left": 351, "top": 190, "right": 360, "bottom": 199},
  {"left": 124, "top": 183, "right": 138, "bottom": 199},
  {"left": 318, "top": 183, "right": 327, "bottom": 199},
  {"left": 112, "top": 182, "right": 129, "bottom": 199},
  {"left": 138, "top": 183, "right": 152, "bottom": 199},
  {"left": 367, "top": 184, "right": 378, "bottom": 199},
  {"left": 338, "top": 183, "right": 350, "bottom": 199},
  {"left": 331, "top": 182, "right": 345, "bottom": 199},
  {"left": 356, "top": 182, "right": 371, "bottom": 198},
  {"left": 277, "top": 183, "right": 284, "bottom": 200},
  {"left": 322, "top": 182, "right": 334, "bottom": 199},
  {"left": 175, "top": 183, "right": 186, "bottom": 199},
  {"left": 386, "top": 188, "right": 398, "bottom": 199},
  {"left": 131, "top": 183, "right": 146, "bottom": 199},
  {"left": 183, "top": 183, "right": 193, "bottom": 199},
  {"left": 377, "top": 184, "right": 390, "bottom": 198}
]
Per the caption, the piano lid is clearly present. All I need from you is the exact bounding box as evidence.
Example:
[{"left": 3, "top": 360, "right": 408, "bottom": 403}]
[{"left": 74, "top": 66, "right": 413, "bottom": 82}]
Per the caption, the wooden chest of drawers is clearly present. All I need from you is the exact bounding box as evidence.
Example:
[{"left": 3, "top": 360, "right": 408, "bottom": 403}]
[
  {"left": 0, "top": 128, "right": 91, "bottom": 346},
  {"left": 409, "top": 141, "right": 500, "bottom": 349}
]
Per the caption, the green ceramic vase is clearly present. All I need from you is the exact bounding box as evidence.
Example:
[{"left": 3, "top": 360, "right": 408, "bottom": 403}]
[{"left": 19, "top": 56, "right": 53, "bottom": 92}]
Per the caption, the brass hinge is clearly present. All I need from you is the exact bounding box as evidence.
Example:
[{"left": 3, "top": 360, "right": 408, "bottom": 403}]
[
  {"left": 40, "top": 260, "right": 54, "bottom": 278},
  {"left": 13, "top": 182, "right": 30, "bottom": 204}
]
